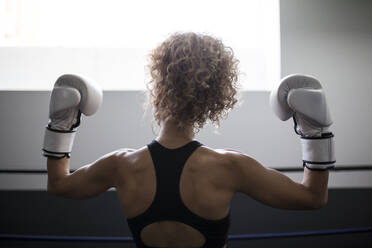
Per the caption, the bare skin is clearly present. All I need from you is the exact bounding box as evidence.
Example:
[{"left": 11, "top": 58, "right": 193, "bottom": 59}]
[{"left": 47, "top": 118, "right": 329, "bottom": 248}]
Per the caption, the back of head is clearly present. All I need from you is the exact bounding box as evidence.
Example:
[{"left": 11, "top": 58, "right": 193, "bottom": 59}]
[{"left": 147, "top": 32, "right": 240, "bottom": 131}]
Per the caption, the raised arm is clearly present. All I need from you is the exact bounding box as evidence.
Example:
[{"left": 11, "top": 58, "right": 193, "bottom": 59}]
[
  {"left": 230, "top": 152, "right": 328, "bottom": 210},
  {"left": 47, "top": 151, "right": 121, "bottom": 199},
  {"left": 230, "top": 74, "right": 335, "bottom": 210},
  {"left": 42, "top": 74, "right": 112, "bottom": 199}
]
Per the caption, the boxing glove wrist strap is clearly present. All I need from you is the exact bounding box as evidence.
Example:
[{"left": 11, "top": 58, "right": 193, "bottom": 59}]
[
  {"left": 301, "top": 133, "right": 335, "bottom": 170},
  {"left": 42, "top": 126, "right": 76, "bottom": 158}
]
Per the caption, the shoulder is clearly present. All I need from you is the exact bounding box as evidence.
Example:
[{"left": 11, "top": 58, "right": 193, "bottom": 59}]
[
  {"left": 196, "top": 146, "right": 232, "bottom": 164},
  {"left": 110, "top": 146, "right": 151, "bottom": 172},
  {"left": 203, "top": 145, "right": 266, "bottom": 179},
  {"left": 195, "top": 145, "right": 260, "bottom": 187},
  {"left": 91, "top": 147, "right": 138, "bottom": 174},
  {"left": 197, "top": 145, "right": 257, "bottom": 168}
]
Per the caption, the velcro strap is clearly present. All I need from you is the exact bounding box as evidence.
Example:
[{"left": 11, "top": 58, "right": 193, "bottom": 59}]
[
  {"left": 301, "top": 133, "right": 335, "bottom": 170},
  {"left": 43, "top": 127, "right": 76, "bottom": 156}
]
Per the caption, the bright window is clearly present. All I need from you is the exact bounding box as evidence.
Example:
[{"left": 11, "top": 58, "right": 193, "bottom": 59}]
[{"left": 0, "top": 0, "right": 280, "bottom": 90}]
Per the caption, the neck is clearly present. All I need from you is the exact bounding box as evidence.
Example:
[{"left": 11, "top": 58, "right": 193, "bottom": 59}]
[{"left": 156, "top": 118, "right": 195, "bottom": 148}]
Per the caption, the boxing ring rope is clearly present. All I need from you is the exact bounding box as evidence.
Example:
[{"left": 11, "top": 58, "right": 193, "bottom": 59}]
[
  {"left": 1, "top": 166, "right": 371, "bottom": 243},
  {"left": 1, "top": 164, "right": 372, "bottom": 174},
  {"left": 1, "top": 226, "right": 372, "bottom": 242}
]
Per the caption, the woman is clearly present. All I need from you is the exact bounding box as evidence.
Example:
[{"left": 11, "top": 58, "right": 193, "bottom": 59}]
[{"left": 43, "top": 32, "right": 332, "bottom": 248}]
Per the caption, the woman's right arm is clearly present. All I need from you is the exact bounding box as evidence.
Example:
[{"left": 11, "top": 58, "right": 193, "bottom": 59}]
[{"left": 229, "top": 151, "right": 329, "bottom": 210}]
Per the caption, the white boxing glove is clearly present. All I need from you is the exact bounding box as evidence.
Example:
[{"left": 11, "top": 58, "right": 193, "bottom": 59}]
[
  {"left": 270, "top": 74, "right": 335, "bottom": 170},
  {"left": 42, "top": 74, "right": 103, "bottom": 158}
]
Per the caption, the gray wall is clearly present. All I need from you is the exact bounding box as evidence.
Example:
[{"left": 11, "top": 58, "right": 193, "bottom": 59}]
[{"left": 1, "top": 0, "right": 372, "bottom": 189}]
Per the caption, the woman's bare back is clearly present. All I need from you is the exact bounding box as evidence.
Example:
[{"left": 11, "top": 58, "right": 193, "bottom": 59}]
[{"left": 115, "top": 144, "right": 235, "bottom": 247}]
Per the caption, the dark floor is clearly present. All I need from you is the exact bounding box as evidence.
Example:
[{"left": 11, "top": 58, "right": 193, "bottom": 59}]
[{"left": 1, "top": 189, "right": 371, "bottom": 247}]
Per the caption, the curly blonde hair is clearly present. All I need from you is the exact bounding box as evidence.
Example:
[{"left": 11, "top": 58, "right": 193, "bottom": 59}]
[{"left": 147, "top": 32, "right": 240, "bottom": 131}]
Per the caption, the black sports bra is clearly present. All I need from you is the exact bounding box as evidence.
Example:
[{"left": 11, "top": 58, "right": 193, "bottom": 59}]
[{"left": 126, "top": 140, "right": 230, "bottom": 247}]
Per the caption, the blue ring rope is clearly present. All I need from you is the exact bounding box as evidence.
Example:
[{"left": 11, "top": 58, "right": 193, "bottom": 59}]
[
  {"left": 228, "top": 226, "right": 372, "bottom": 240},
  {"left": 0, "top": 226, "right": 371, "bottom": 242}
]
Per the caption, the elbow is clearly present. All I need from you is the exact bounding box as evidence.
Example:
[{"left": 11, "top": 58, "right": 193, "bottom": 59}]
[
  {"left": 311, "top": 198, "right": 327, "bottom": 209},
  {"left": 310, "top": 193, "right": 328, "bottom": 209},
  {"left": 47, "top": 181, "right": 66, "bottom": 197},
  {"left": 47, "top": 182, "right": 60, "bottom": 196}
]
